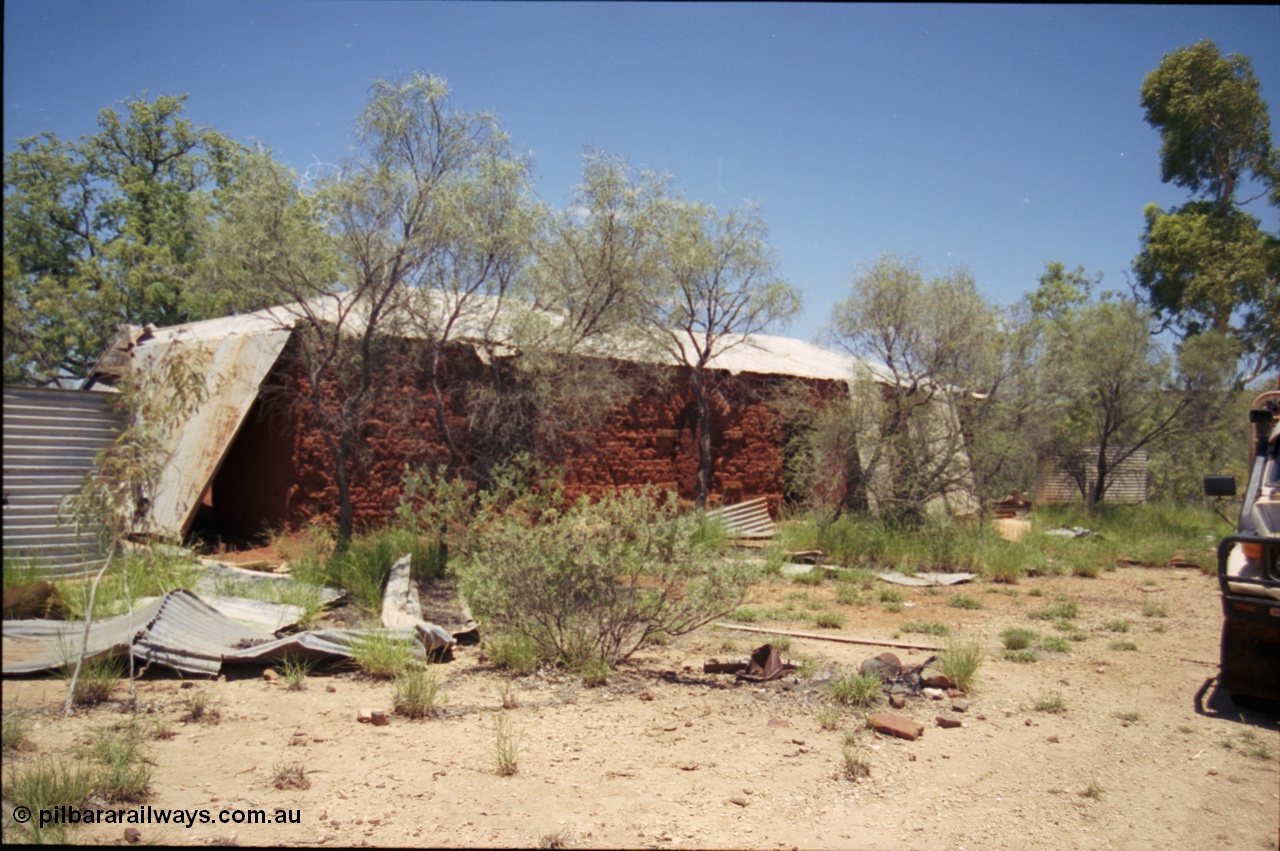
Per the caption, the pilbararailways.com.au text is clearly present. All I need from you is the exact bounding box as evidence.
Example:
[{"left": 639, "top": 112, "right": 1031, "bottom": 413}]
[{"left": 31, "top": 805, "right": 301, "bottom": 829}]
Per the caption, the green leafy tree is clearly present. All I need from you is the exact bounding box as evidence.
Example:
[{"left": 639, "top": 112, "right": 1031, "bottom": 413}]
[
  {"left": 466, "top": 150, "right": 672, "bottom": 484},
  {"left": 825, "top": 254, "right": 995, "bottom": 524},
  {"left": 3, "top": 94, "right": 246, "bottom": 385},
  {"left": 1038, "top": 294, "right": 1232, "bottom": 510},
  {"left": 1134, "top": 40, "right": 1279, "bottom": 382},
  {"left": 645, "top": 201, "right": 801, "bottom": 508},
  {"left": 204, "top": 73, "right": 533, "bottom": 546}
]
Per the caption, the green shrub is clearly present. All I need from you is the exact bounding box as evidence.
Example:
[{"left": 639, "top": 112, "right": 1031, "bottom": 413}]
[
  {"left": 458, "top": 488, "right": 752, "bottom": 669},
  {"left": 62, "top": 654, "right": 123, "bottom": 707},
  {"left": 1141, "top": 601, "right": 1168, "bottom": 618},
  {"left": 814, "top": 611, "right": 846, "bottom": 629},
  {"left": 3, "top": 758, "right": 93, "bottom": 843},
  {"left": 2, "top": 701, "right": 31, "bottom": 753},
  {"left": 1034, "top": 692, "right": 1067, "bottom": 713},
  {"left": 349, "top": 630, "right": 418, "bottom": 679},
  {"left": 1004, "top": 648, "right": 1038, "bottom": 663},
  {"left": 486, "top": 634, "right": 539, "bottom": 675},
  {"left": 1039, "top": 635, "right": 1071, "bottom": 653},
  {"left": 877, "top": 588, "right": 905, "bottom": 604},
  {"left": 1105, "top": 619, "right": 1130, "bottom": 633},
  {"left": 393, "top": 666, "right": 446, "bottom": 719},
  {"left": 729, "top": 606, "right": 763, "bottom": 624},
  {"left": 1000, "top": 627, "right": 1039, "bottom": 650},
  {"left": 948, "top": 594, "right": 983, "bottom": 610},
  {"left": 828, "top": 673, "right": 882, "bottom": 708},
  {"left": 87, "top": 722, "right": 152, "bottom": 802},
  {"left": 492, "top": 712, "right": 523, "bottom": 777},
  {"left": 1029, "top": 599, "right": 1078, "bottom": 621},
  {"left": 834, "top": 583, "right": 867, "bottom": 606},
  {"left": 936, "top": 640, "right": 983, "bottom": 691}
]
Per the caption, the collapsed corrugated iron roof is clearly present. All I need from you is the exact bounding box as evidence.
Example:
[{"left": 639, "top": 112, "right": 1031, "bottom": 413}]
[{"left": 1, "top": 588, "right": 451, "bottom": 678}]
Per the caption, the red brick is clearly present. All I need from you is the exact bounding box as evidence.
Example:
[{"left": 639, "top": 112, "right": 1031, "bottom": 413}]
[{"left": 869, "top": 713, "right": 924, "bottom": 741}]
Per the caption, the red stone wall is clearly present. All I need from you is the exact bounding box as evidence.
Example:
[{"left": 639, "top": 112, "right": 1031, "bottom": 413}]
[{"left": 236, "top": 337, "right": 835, "bottom": 532}]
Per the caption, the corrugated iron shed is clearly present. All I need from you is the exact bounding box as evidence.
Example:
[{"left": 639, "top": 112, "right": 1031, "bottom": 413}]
[
  {"left": 1035, "top": 447, "right": 1149, "bottom": 505},
  {"left": 2, "top": 386, "right": 126, "bottom": 575}
]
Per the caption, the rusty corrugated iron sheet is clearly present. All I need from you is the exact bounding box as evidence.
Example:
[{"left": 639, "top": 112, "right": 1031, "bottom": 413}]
[{"left": 2, "top": 386, "right": 127, "bottom": 575}]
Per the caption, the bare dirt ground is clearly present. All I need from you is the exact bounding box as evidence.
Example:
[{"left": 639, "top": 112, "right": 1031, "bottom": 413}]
[{"left": 4, "top": 565, "right": 1278, "bottom": 850}]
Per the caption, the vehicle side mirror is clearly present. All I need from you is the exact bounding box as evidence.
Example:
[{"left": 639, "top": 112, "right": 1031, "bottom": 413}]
[{"left": 1204, "top": 475, "right": 1237, "bottom": 498}]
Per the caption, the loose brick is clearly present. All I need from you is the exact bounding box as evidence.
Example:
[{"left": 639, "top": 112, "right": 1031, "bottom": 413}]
[
  {"left": 936, "top": 716, "right": 963, "bottom": 729},
  {"left": 868, "top": 713, "right": 924, "bottom": 741}
]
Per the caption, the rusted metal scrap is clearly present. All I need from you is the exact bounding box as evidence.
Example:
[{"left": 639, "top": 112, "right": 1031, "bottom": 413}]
[{"left": 703, "top": 643, "right": 797, "bottom": 682}]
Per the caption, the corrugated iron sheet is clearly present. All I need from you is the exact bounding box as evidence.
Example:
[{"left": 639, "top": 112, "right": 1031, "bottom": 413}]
[
  {"left": 708, "top": 496, "right": 776, "bottom": 540},
  {"left": 129, "top": 324, "right": 293, "bottom": 539},
  {"left": 1035, "top": 447, "right": 1149, "bottom": 505},
  {"left": 1, "top": 589, "right": 426, "bottom": 677},
  {"left": 2, "top": 386, "right": 126, "bottom": 575}
]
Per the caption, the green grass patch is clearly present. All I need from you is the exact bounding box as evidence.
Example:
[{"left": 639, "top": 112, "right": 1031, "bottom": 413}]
[
  {"left": 936, "top": 640, "right": 984, "bottom": 691},
  {"left": 828, "top": 673, "right": 882, "bottom": 708},
  {"left": 900, "top": 621, "right": 950, "bottom": 637},
  {"left": 814, "top": 611, "right": 846, "bottom": 629},
  {"left": 1003, "top": 648, "right": 1038, "bottom": 664},
  {"left": 947, "top": 594, "right": 984, "bottom": 610},
  {"left": 1000, "top": 627, "right": 1039, "bottom": 650}
]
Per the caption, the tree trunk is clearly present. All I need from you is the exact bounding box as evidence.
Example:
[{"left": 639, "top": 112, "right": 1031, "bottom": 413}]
[
  {"left": 693, "top": 370, "right": 714, "bottom": 510},
  {"left": 334, "top": 440, "right": 354, "bottom": 548},
  {"left": 1088, "top": 441, "right": 1109, "bottom": 514}
]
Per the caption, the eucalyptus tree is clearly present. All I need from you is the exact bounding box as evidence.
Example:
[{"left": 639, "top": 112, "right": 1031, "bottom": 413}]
[
  {"left": 3, "top": 93, "right": 245, "bottom": 384},
  {"left": 645, "top": 201, "right": 801, "bottom": 508},
  {"left": 1134, "top": 39, "right": 1279, "bottom": 382}
]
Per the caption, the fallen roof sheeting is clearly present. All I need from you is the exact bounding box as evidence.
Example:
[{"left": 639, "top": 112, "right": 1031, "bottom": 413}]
[
  {"left": 876, "top": 572, "right": 977, "bottom": 587},
  {"left": 1, "top": 589, "right": 435, "bottom": 678}
]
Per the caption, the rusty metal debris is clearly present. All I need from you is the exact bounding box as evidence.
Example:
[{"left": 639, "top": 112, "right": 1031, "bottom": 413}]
[{"left": 702, "top": 643, "right": 796, "bottom": 681}]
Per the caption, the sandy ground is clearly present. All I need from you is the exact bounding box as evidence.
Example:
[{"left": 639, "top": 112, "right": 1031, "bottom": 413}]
[{"left": 3, "top": 565, "right": 1278, "bottom": 850}]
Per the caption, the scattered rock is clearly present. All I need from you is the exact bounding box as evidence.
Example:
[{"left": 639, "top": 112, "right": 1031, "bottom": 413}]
[
  {"left": 860, "top": 652, "right": 903, "bottom": 680},
  {"left": 180, "top": 681, "right": 194, "bottom": 690},
  {"left": 357, "top": 709, "right": 374, "bottom": 724},
  {"left": 920, "top": 668, "right": 956, "bottom": 689},
  {"left": 889, "top": 694, "right": 907, "bottom": 710},
  {"left": 730, "top": 797, "right": 749, "bottom": 807},
  {"left": 951, "top": 700, "right": 969, "bottom": 713},
  {"left": 947, "top": 688, "right": 966, "bottom": 698},
  {"left": 326, "top": 685, "right": 337, "bottom": 693},
  {"left": 1047, "top": 735, "right": 1060, "bottom": 744},
  {"left": 868, "top": 713, "right": 924, "bottom": 741},
  {"left": 262, "top": 669, "right": 279, "bottom": 683},
  {"left": 936, "top": 717, "right": 962, "bottom": 729},
  {"left": 124, "top": 827, "right": 142, "bottom": 844},
  {"left": 370, "top": 711, "right": 389, "bottom": 726},
  {"left": 923, "top": 688, "right": 945, "bottom": 700},
  {"left": 766, "top": 718, "right": 789, "bottom": 728}
]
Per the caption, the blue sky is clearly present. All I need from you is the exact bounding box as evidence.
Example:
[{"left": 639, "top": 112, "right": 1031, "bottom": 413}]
[{"left": 5, "top": 2, "right": 1278, "bottom": 342}]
